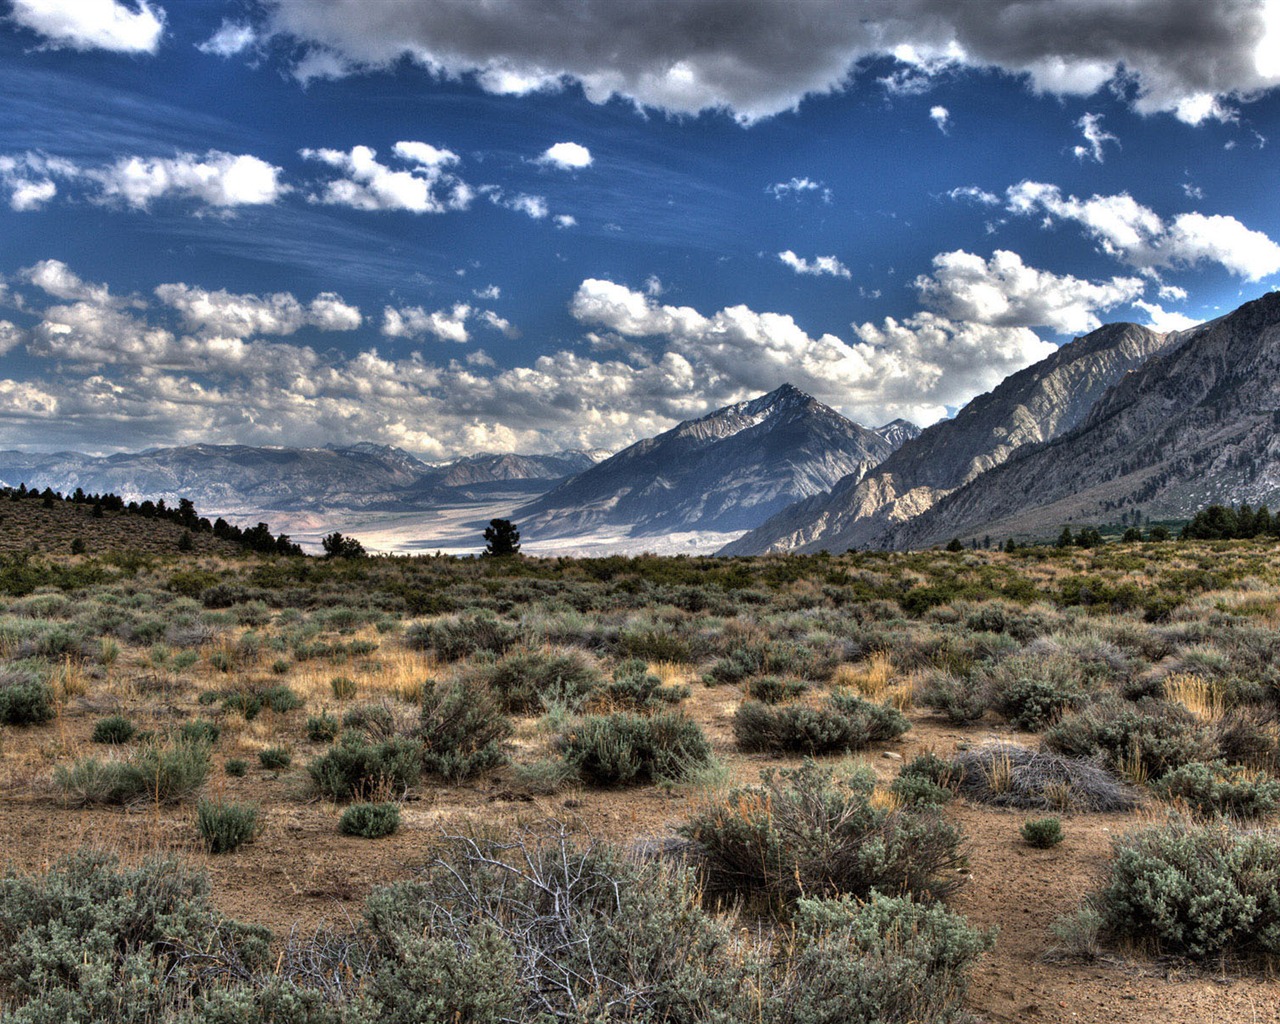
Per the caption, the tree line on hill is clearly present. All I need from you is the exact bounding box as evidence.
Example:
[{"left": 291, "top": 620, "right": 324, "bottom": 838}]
[{"left": 1, "top": 483, "right": 301, "bottom": 555}]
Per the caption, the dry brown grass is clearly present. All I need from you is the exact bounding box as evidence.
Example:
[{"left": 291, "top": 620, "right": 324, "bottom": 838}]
[{"left": 1163, "top": 672, "right": 1228, "bottom": 722}]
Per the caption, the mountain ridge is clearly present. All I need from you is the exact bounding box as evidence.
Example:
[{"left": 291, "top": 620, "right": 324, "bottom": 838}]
[
  {"left": 515, "top": 383, "right": 896, "bottom": 540},
  {"left": 720, "top": 319, "right": 1184, "bottom": 555}
]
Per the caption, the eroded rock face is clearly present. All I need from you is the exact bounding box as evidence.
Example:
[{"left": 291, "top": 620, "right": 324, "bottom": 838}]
[
  {"left": 889, "top": 292, "right": 1280, "bottom": 548},
  {"left": 514, "top": 383, "right": 895, "bottom": 539},
  {"left": 722, "top": 320, "right": 1179, "bottom": 555}
]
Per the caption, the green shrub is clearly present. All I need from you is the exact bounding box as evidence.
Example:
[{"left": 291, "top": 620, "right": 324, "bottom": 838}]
[
  {"left": 0, "top": 667, "right": 55, "bottom": 726},
  {"left": 55, "top": 739, "right": 211, "bottom": 805},
  {"left": 219, "top": 684, "right": 302, "bottom": 720},
  {"left": 406, "top": 613, "right": 520, "bottom": 661},
  {"left": 1043, "top": 698, "right": 1215, "bottom": 780},
  {"left": 91, "top": 715, "right": 135, "bottom": 744},
  {"left": 179, "top": 717, "right": 221, "bottom": 744},
  {"left": 512, "top": 757, "right": 581, "bottom": 794},
  {"left": 1152, "top": 760, "right": 1280, "bottom": 818},
  {"left": 746, "top": 676, "right": 807, "bottom": 704},
  {"left": 680, "top": 760, "right": 966, "bottom": 910},
  {"left": 984, "top": 654, "right": 1084, "bottom": 730},
  {"left": 338, "top": 801, "right": 400, "bottom": 838},
  {"left": 733, "top": 694, "right": 908, "bottom": 755},
  {"left": 225, "top": 758, "right": 248, "bottom": 778},
  {"left": 258, "top": 746, "right": 292, "bottom": 771},
  {"left": 919, "top": 670, "right": 987, "bottom": 724},
  {"left": 597, "top": 658, "right": 689, "bottom": 710},
  {"left": 342, "top": 702, "right": 399, "bottom": 738},
  {"left": 756, "top": 892, "right": 995, "bottom": 1024},
  {"left": 1097, "top": 821, "right": 1280, "bottom": 958},
  {"left": 365, "top": 834, "right": 738, "bottom": 1024},
  {"left": 196, "top": 799, "right": 260, "bottom": 853},
  {"left": 1022, "top": 817, "right": 1064, "bottom": 848},
  {"left": 418, "top": 679, "right": 512, "bottom": 780},
  {"left": 0, "top": 851, "right": 271, "bottom": 1021},
  {"left": 559, "top": 711, "right": 712, "bottom": 786},
  {"left": 306, "top": 712, "right": 340, "bottom": 742},
  {"left": 307, "top": 734, "right": 423, "bottom": 800},
  {"left": 474, "top": 647, "right": 602, "bottom": 713}
]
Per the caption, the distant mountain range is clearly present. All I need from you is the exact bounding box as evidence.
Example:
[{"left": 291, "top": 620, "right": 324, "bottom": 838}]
[
  {"left": 0, "top": 443, "right": 607, "bottom": 515},
  {"left": 514, "top": 384, "right": 905, "bottom": 541}
]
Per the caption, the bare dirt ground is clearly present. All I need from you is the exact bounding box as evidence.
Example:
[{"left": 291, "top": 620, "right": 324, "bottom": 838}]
[{"left": 3, "top": 681, "right": 1279, "bottom": 1023}]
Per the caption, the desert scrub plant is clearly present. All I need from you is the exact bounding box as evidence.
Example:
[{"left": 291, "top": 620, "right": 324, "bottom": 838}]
[
  {"left": 55, "top": 739, "right": 211, "bottom": 805},
  {"left": 512, "top": 756, "right": 581, "bottom": 794},
  {"left": 1151, "top": 760, "right": 1280, "bottom": 819},
  {"left": 1043, "top": 697, "right": 1216, "bottom": 781},
  {"left": 196, "top": 798, "right": 260, "bottom": 853},
  {"left": 1022, "top": 817, "right": 1064, "bottom": 848},
  {"left": 679, "top": 760, "right": 966, "bottom": 911},
  {"left": 178, "top": 717, "right": 220, "bottom": 744},
  {"left": 593, "top": 657, "right": 689, "bottom": 711},
  {"left": 0, "top": 850, "right": 271, "bottom": 1022},
  {"left": 365, "top": 829, "right": 740, "bottom": 1023},
  {"left": 224, "top": 757, "right": 248, "bottom": 778},
  {"left": 338, "top": 801, "right": 400, "bottom": 838},
  {"left": 90, "top": 714, "right": 135, "bottom": 744},
  {"left": 220, "top": 683, "right": 303, "bottom": 720},
  {"left": 329, "top": 675, "right": 357, "bottom": 700},
  {"left": 558, "top": 710, "right": 712, "bottom": 786},
  {"left": 891, "top": 752, "right": 956, "bottom": 807},
  {"left": 417, "top": 678, "right": 512, "bottom": 780},
  {"left": 950, "top": 743, "right": 1137, "bottom": 812},
  {"left": 473, "top": 647, "right": 602, "bottom": 713},
  {"left": 919, "top": 669, "right": 988, "bottom": 724},
  {"left": 405, "top": 611, "right": 519, "bottom": 661},
  {"left": 307, "top": 734, "right": 423, "bottom": 801},
  {"left": 0, "top": 665, "right": 55, "bottom": 725},
  {"left": 746, "top": 675, "right": 806, "bottom": 704},
  {"left": 306, "top": 711, "right": 340, "bottom": 742},
  {"left": 733, "top": 693, "right": 909, "bottom": 755},
  {"left": 1095, "top": 820, "right": 1280, "bottom": 959},
  {"left": 753, "top": 892, "right": 995, "bottom": 1024},
  {"left": 983, "top": 653, "right": 1085, "bottom": 730},
  {"left": 258, "top": 746, "right": 292, "bottom": 771}
]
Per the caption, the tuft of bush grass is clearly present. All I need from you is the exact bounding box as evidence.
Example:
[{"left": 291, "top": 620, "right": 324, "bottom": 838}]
[
  {"left": 734, "top": 693, "right": 908, "bottom": 755},
  {"left": 257, "top": 746, "right": 292, "bottom": 771},
  {"left": 338, "top": 801, "right": 400, "bottom": 838},
  {"left": 680, "top": 760, "right": 967, "bottom": 911},
  {"left": 1022, "top": 817, "right": 1064, "bottom": 848},
  {"left": 558, "top": 711, "right": 712, "bottom": 786},
  {"left": 196, "top": 799, "right": 260, "bottom": 853},
  {"left": 91, "top": 715, "right": 136, "bottom": 745}
]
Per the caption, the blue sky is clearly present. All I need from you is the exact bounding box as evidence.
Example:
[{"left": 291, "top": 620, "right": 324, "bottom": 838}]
[{"left": 1, "top": 0, "right": 1279, "bottom": 457}]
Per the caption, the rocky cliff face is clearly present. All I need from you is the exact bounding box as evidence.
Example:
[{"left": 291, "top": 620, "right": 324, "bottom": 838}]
[
  {"left": 515, "top": 383, "right": 894, "bottom": 539},
  {"left": 887, "top": 292, "right": 1280, "bottom": 547},
  {"left": 721, "top": 320, "right": 1181, "bottom": 555}
]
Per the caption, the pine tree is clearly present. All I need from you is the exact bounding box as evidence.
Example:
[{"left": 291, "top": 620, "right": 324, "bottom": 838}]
[{"left": 484, "top": 518, "right": 521, "bottom": 557}]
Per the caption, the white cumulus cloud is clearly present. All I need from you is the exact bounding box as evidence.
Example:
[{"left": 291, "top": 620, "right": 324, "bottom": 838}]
[
  {"left": 10, "top": 0, "right": 164, "bottom": 54},
  {"left": 538, "top": 141, "right": 593, "bottom": 169},
  {"left": 1006, "top": 180, "right": 1280, "bottom": 280},
  {"left": 154, "top": 284, "right": 361, "bottom": 337},
  {"left": 778, "top": 250, "right": 852, "bottom": 279},
  {"left": 301, "top": 143, "right": 472, "bottom": 213},
  {"left": 930, "top": 105, "right": 950, "bottom": 132},
  {"left": 913, "top": 249, "right": 1145, "bottom": 335}
]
